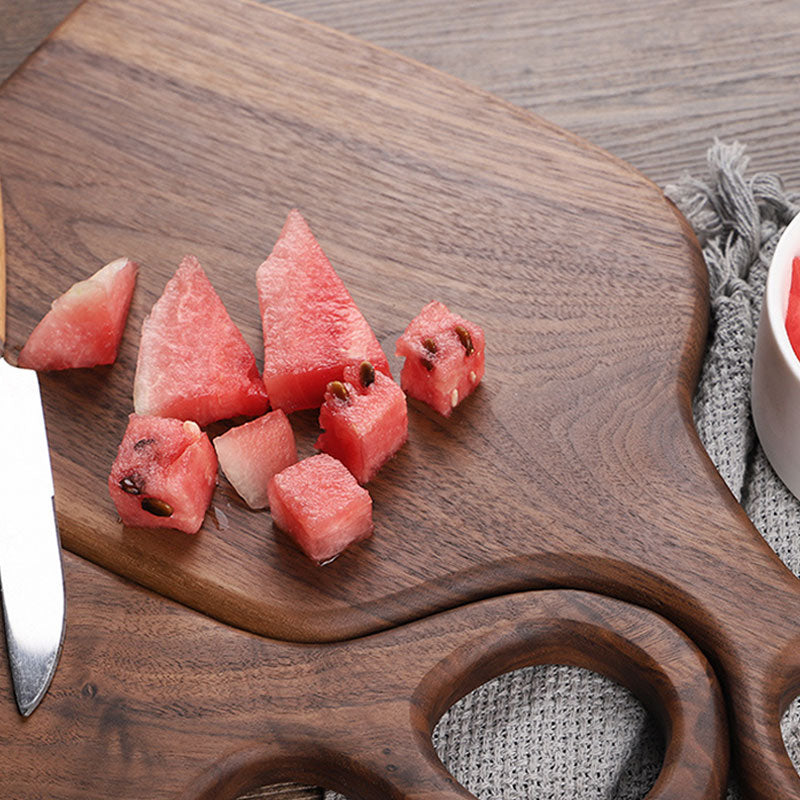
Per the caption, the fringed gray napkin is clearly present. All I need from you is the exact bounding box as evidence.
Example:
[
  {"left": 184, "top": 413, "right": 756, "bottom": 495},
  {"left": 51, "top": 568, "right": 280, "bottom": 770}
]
[{"left": 325, "top": 141, "right": 800, "bottom": 799}]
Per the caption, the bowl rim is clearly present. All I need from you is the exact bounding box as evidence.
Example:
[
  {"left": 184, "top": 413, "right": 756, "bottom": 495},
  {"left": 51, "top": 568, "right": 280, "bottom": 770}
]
[{"left": 765, "top": 210, "right": 800, "bottom": 380}]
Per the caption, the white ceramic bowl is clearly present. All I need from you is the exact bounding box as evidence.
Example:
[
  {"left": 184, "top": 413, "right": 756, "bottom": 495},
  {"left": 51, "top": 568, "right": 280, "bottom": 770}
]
[{"left": 752, "top": 211, "right": 800, "bottom": 499}]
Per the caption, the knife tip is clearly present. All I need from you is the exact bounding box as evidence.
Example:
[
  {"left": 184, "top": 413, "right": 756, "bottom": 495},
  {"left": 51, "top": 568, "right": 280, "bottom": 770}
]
[
  {"left": 18, "top": 697, "right": 39, "bottom": 717},
  {"left": 6, "top": 618, "right": 65, "bottom": 718},
  {"left": 13, "top": 662, "right": 56, "bottom": 717}
]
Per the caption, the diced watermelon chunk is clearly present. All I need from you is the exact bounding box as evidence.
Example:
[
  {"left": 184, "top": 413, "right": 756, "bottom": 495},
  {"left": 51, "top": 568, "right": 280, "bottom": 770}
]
[
  {"left": 18, "top": 257, "right": 138, "bottom": 371},
  {"left": 214, "top": 409, "right": 298, "bottom": 509},
  {"left": 108, "top": 414, "right": 217, "bottom": 534},
  {"left": 133, "top": 255, "right": 269, "bottom": 426},
  {"left": 395, "top": 301, "right": 485, "bottom": 416},
  {"left": 267, "top": 453, "right": 373, "bottom": 563},
  {"left": 257, "top": 209, "right": 390, "bottom": 412},
  {"left": 316, "top": 361, "right": 408, "bottom": 484}
]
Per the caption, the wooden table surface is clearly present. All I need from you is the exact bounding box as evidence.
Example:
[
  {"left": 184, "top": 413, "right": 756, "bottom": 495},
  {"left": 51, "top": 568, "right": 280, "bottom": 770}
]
[{"left": 3, "top": 1, "right": 799, "bottom": 798}]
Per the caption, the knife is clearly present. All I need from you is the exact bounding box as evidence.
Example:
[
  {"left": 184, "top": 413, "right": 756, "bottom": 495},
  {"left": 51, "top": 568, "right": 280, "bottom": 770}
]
[{"left": 0, "top": 178, "right": 65, "bottom": 716}]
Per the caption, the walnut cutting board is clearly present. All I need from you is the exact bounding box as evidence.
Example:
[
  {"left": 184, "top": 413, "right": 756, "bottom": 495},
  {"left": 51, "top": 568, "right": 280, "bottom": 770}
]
[
  {"left": 0, "top": 0, "right": 769, "bottom": 639},
  {"left": 3, "top": 0, "right": 800, "bottom": 796},
  {"left": 0, "top": 0, "right": 707, "bottom": 641}
]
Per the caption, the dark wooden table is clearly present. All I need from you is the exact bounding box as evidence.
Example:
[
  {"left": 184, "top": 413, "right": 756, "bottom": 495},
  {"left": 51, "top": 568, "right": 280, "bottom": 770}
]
[
  {"left": 2, "top": 2, "right": 799, "bottom": 798},
  {"left": 4, "top": 0, "right": 800, "bottom": 191}
]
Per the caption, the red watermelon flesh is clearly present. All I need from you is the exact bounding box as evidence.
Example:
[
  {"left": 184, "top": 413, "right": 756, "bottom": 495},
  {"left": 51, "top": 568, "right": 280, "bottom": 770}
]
[
  {"left": 18, "top": 257, "right": 138, "bottom": 371},
  {"left": 791, "top": 256, "right": 800, "bottom": 296},
  {"left": 267, "top": 453, "right": 373, "bottom": 563},
  {"left": 257, "top": 209, "right": 390, "bottom": 412},
  {"left": 395, "top": 301, "right": 485, "bottom": 417},
  {"left": 316, "top": 362, "right": 408, "bottom": 484},
  {"left": 214, "top": 409, "right": 298, "bottom": 509},
  {"left": 108, "top": 414, "right": 217, "bottom": 534},
  {"left": 787, "top": 256, "right": 800, "bottom": 360},
  {"left": 787, "top": 299, "right": 800, "bottom": 361},
  {"left": 133, "top": 256, "right": 268, "bottom": 426}
]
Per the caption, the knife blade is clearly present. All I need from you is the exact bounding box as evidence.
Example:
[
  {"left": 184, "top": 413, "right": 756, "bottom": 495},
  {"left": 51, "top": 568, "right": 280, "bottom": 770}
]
[{"left": 0, "top": 179, "right": 65, "bottom": 716}]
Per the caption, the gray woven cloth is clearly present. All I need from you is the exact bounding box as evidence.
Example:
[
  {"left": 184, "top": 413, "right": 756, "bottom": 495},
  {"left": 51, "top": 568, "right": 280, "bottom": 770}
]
[{"left": 325, "top": 141, "right": 800, "bottom": 799}]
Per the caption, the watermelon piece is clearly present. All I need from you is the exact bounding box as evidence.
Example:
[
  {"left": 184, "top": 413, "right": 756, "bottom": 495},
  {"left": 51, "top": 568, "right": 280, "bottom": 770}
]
[
  {"left": 257, "top": 209, "right": 390, "bottom": 412},
  {"left": 133, "top": 255, "right": 269, "bottom": 427},
  {"left": 791, "top": 256, "right": 800, "bottom": 296},
  {"left": 18, "top": 257, "right": 138, "bottom": 371},
  {"left": 316, "top": 361, "right": 408, "bottom": 484},
  {"left": 214, "top": 409, "right": 298, "bottom": 509},
  {"left": 267, "top": 453, "right": 373, "bottom": 563},
  {"left": 108, "top": 414, "right": 217, "bottom": 534},
  {"left": 787, "top": 294, "right": 800, "bottom": 363},
  {"left": 786, "top": 257, "right": 800, "bottom": 360},
  {"left": 395, "top": 301, "right": 485, "bottom": 417}
]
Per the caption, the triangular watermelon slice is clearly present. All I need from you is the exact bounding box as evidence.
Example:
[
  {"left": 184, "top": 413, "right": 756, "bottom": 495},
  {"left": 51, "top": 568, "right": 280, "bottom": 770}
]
[
  {"left": 257, "top": 210, "right": 390, "bottom": 412},
  {"left": 133, "top": 255, "right": 269, "bottom": 426},
  {"left": 18, "top": 257, "right": 138, "bottom": 371}
]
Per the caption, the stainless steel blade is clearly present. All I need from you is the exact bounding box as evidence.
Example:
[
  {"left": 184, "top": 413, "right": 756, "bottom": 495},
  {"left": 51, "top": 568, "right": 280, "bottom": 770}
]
[{"left": 0, "top": 355, "right": 65, "bottom": 716}]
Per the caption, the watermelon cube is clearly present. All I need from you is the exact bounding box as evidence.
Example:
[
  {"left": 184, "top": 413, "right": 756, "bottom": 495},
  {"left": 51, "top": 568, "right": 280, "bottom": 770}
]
[
  {"left": 267, "top": 453, "right": 373, "bottom": 563},
  {"left": 133, "top": 255, "right": 269, "bottom": 427},
  {"left": 395, "top": 301, "right": 485, "bottom": 416},
  {"left": 108, "top": 414, "right": 217, "bottom": 534},
  {"left": 316, "top": 361, "right": 408, "bottom": 484},
  {"left": 19, "top": 257, "right": 138, "bottom": 371},
  {"left": 257, "top": 209, "right": 390, "bottom": 412},
  {"left": 213, "top": 409, "right": 298, "bottom": 509}
]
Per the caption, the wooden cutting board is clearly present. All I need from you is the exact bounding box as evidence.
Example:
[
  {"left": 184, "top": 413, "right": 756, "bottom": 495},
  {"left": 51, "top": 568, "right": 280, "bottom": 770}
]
[
  {"left": 0, "top": 0, "right": 712, "bottom": 643},
  {"left": 1, "top": 0, "right": 800, "bottom": 796}
]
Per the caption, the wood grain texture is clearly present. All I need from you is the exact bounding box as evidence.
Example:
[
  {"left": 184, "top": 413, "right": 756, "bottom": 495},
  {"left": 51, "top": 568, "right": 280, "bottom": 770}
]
[
  {"left": 0, "top": 551, "right": 728, "bottom": 799},
  {"left": 0, "top": 0, "right": 81, "bottom": 81},
  {"left": 0, "top": 0, "right": 799, "bottom": 797},
  {"left": 267, "top": 0, "right": 800, "bottom": 190},
  {"left": 2, "top": 1, "right": 800, "bottom": 191},
  {"left": 0, "top": 0, "right": 713, "bottom": 644},
  {"left": 1, "top": 6, "right": 787, "bottom": 800}
]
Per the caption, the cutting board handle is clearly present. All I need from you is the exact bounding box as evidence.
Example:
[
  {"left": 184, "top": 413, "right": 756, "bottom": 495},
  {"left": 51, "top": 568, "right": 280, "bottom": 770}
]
[
  {"left": 176, "top": 591, "right": 727, "bottom": 800},
  {"left": 724, "top": 631, "right": 800, "bottom": 799},
  {"left": 0, "top": 552, "right": 729, "bottom": 799}
]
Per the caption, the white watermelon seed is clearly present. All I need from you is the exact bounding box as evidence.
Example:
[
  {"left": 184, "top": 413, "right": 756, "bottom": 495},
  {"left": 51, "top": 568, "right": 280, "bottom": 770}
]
[{"left": 119, "top": 475, "right": 143, "bottom": 495}]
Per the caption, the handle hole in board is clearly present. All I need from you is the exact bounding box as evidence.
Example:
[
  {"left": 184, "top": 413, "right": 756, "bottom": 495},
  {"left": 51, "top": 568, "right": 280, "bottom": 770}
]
[
  {"left": 783, "top": 693, "right": 800, "bottom": 777},
  {"left": 319, "top": 665, "right": 663, "bottom": 800},
  {"left": 430, "top": 664, "right": 663, "bottom": 800}
]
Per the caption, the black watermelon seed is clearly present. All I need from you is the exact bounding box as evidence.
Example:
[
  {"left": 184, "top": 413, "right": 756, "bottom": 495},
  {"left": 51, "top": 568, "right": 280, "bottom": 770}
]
[
  {"left": 359, "top": 360, "right": 376, "bottom": 388},
  {"left": 454, "top": 325, "right": 474, "bottom": 356},
  {"left": 141, "top": 497, "right": 174, "bottom": 517},
  {"left": 327, "top": 381, "right": 350, "bottom": 401}
]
